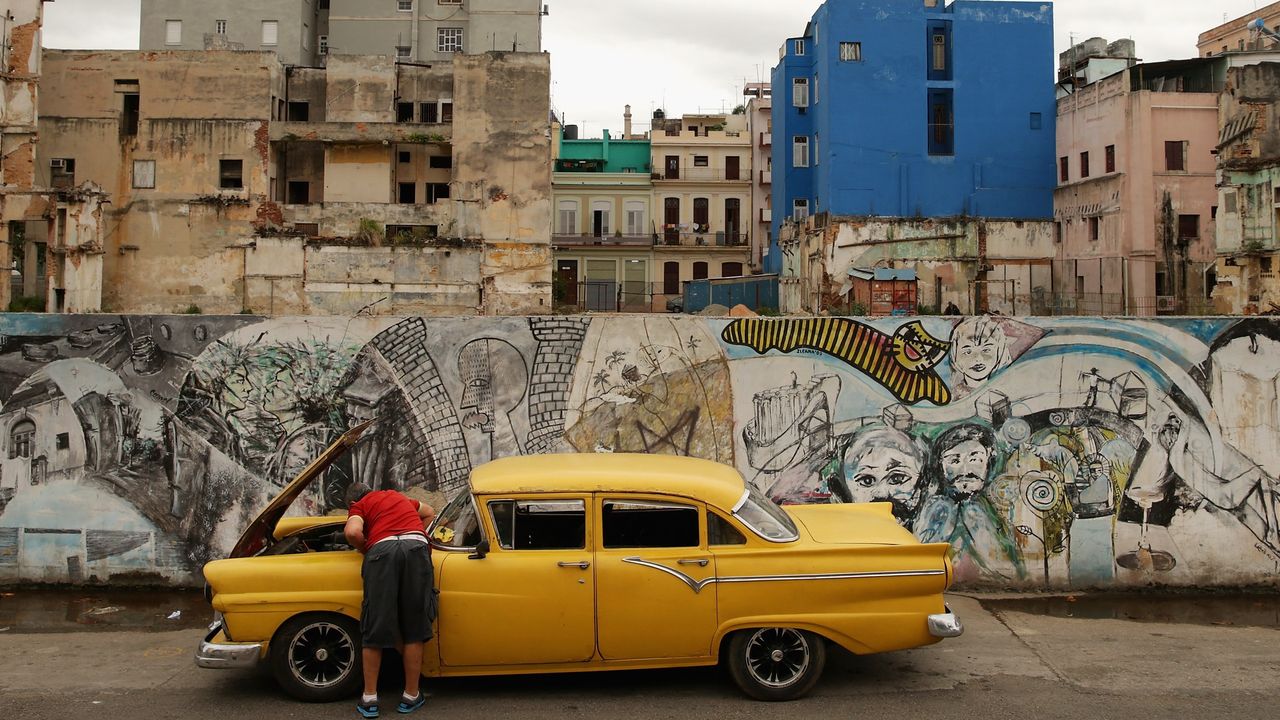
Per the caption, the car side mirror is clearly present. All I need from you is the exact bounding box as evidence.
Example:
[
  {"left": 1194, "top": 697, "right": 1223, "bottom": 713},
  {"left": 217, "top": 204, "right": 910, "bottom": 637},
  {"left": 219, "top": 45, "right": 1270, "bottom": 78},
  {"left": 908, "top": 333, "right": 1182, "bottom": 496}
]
[{"left": 468, "top": 539, "right": 490, "bottom": 560}]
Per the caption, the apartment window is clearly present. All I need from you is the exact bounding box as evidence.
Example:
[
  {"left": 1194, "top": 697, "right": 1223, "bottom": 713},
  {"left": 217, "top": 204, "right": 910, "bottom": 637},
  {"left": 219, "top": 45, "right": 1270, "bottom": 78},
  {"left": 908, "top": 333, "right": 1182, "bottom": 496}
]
[
  {"left": 50, "top": 158, "right": 75, "bottom": 189},
  {"left": 396, "top": 45, "right": 411, "bottom": 59},
  {"left": 219, "top": 159, "right": 244, "bottom": 189},
  {"left": 1165, "top": 141, "right": 1187, "bottom": 172},
  {"left": 262, "top": 20, "right": 279, "bottom": 46},
  {"left": 625, "top": 201, "right": 646, "bottom": 236},
  {"left": 694, "top": 262, "right": 709, "bottom": 280},
  {"left": 1178, "top": 214, "right": 1200, "bottom": 241},
  {"left": 795, "top": 39, "right": 806, "bottom": 56},
  {"left": 287, "top": 181, "right": 309, "bottom": 204},
  {"left": 215, "top": 19, "right": 227, "bottom": 35},
  {"left": 840, "top": 42, "right": 862, "bottom": 62},
  {"left": 558, "top": 201, "right": 578, "bottom": 235},
  {"left": 1088, "top": 216, "right": 1100, "bottom": 241},
  {"left": 398, "top": 151, "right": 412, "bottom": 164},
  {"left": 693, "top": 155, "right": 709, "bottom": 167},
  {"left": 398, "top": 183, "right": 417, "bottom": 204},
  {"left": 927, "top": 89, "right": 954, "bottom": 156},
  {"left": 793, "top": 199, "right": 810, "bottom": 221},
  {"left": 1211, "top": 205, "right": 1218, "bottom": 220},
  {"left": 792, "top": 78, "right": 809, "bottom": 108},
  {"left": 398, "top": 0, "right": 413, "bottom": 10},
  {"left": 793, "top": 136, "right": 809, "bottom": 167},
  {"left": 438, "top": 28, "right": 464, "bottom": 53},
  {"left": 693, "top": 198, "right": 710, "bottom": 230},
  {"left": 1030, "top": 112, "right": 1043, "bottom": 130},
  {"left": 165, "top": 20, "right": 182, "bottom": 45},
  {"left": 1080, "top": 151, "right": 1090, "bottom": 179},
  {"left": 287, "top": 101, "right": 309, "bottom": 121},
  {"left": 397, "top": 102, "right": 414, "bottom": 122},
  {"left": 429, "top": 155, "right": 453, "bottom": 169},
  {"left": 132, "top": 160, "right": 156, "bottom": 189},
  {"left": 1105, "top": 145, "right": 1116, "bottom": 173},
  {"left": 928, "top": 21, "right": 953, "bottom": 81},
  {"left": 441, "top": 102, "right": 454, "bottom": 123},
  {"left": 427, "top": 183, "right": 450, "bottom": 203},
  {"left": 1059, "top": 156, "right": 1069, "bottom": 183},
  {"left": 121, "top": 92, "right": 140, "bottom": 137}
]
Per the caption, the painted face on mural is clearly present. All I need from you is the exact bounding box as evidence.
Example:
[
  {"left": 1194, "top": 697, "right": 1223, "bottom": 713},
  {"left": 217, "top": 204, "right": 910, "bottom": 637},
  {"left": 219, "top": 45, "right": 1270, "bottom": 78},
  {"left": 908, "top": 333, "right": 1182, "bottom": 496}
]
[
  {"left": 950, "top": 317, "right": 1009, "bottom": 387},
  {"left": 457, "top": 339, "right": 528, "bottom": 437},
  {"left": 935, "top": 424, "right": 997, "bottom": 501},
  {"left": 839, "top": 428, "right": 926, "bottom": 521}
]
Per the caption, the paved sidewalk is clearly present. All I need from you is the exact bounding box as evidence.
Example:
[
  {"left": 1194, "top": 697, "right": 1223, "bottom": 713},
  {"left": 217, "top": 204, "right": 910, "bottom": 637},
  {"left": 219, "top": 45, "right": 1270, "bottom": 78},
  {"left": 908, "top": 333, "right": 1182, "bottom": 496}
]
[{"left": 0, "top": 595, "right": 1277, "bottom": 719}]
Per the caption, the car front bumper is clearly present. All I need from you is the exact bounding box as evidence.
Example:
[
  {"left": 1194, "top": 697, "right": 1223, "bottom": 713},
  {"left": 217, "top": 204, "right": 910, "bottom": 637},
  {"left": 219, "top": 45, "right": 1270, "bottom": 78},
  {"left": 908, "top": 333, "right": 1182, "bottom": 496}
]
[
  {"left": 195, "top": 622, "right": 265, "bottom": 669},
  {"left": 927, "top": 606, "right": 964, "bottom": 638}
]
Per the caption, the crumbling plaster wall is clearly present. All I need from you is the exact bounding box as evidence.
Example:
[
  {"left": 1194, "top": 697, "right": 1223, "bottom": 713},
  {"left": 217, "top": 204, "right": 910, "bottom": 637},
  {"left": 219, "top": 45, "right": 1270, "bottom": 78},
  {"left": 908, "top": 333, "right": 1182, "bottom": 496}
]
[{"left": 451, "top": 53, "right": 552, "bottom": 314}]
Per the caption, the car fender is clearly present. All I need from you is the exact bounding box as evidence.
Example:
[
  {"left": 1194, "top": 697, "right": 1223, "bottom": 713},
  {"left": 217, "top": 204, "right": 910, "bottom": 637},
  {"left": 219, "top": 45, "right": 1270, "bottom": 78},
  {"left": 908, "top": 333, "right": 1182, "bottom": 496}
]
[{"left": 713, "top": 615, "right": 876, "bottom": 658}]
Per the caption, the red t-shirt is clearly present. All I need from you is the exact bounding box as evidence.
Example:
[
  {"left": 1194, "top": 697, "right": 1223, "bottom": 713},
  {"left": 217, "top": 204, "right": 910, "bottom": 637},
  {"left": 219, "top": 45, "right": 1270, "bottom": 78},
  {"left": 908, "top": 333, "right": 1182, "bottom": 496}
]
[{"left": 349, "top": 490, "right": 425, "bottom": 549}]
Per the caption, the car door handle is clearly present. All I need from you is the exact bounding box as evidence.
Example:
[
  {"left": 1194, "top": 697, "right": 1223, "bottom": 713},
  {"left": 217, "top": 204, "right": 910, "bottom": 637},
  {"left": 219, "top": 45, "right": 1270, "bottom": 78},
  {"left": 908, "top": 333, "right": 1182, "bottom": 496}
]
[
  {"left": 677, "top": 559, "right": 709, "bottom": 567},
  {"left": 558, "top": 561, "right": 591, "bottom": 569}
]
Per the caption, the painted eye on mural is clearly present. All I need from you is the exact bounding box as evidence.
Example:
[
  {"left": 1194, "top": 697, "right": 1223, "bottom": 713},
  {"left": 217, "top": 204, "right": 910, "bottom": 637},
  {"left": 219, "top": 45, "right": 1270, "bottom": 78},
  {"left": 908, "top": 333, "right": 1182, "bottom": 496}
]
[
  {"left": 886, "top": 472, "right": 913, "bottom": 486},
  {"left": 852, "top": 474, "right": 878, "bottom": 488}
]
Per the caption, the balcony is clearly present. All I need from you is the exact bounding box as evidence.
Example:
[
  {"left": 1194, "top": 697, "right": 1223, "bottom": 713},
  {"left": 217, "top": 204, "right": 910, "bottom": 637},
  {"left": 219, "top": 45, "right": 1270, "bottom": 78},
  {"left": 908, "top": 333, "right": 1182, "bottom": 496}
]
[
  {"left": 653, "top": 167, "right": 750, "bottom": 182},
  {"left": 760, "top": 132, "right": 772, "bottom": 146},
  {"left": 271, "top": 121, "right": 453, "bottom": 145},
  {"left": 759, "top": 170, "right": 772, "bottom": 185},
  {"left": 553, "top": 233, "right": 655, "bottom": 247},
  {"left": 760, "top": 208, "right": 772, "bottom": 223},
  {"left": 658, "top": 230, "right": 750, "bottom": 248}
]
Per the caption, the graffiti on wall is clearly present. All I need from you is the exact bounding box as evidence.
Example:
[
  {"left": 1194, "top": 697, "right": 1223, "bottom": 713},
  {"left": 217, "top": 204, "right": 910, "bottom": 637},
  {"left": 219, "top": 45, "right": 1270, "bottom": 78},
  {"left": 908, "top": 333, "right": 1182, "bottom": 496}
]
[{"left": 0, "top": 313, "right": 1277, "bottom": 589}]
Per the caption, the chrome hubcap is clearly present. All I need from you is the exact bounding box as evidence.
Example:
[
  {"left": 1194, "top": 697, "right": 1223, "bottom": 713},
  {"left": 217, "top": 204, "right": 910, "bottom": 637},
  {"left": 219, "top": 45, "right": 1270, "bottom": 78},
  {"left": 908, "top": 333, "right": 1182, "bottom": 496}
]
[
  {"left": 745, "top": 628, "right": 810, "bottom": 690},
  {"left": 289, "top": 621, "right": 355, "bottom": 689}
]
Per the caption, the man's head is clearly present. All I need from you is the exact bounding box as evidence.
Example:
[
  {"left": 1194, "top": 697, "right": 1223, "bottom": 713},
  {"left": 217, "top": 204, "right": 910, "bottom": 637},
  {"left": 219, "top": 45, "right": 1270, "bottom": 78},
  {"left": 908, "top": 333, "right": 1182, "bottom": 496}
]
[
  {"left": 837, "top": 427, "right": 928, "bottom": 522},
  {"left": 344, "top": 482, "right": 373, "bottom": 508},
  {"left": 934, "top": 424, "right": 997, "bottom": 500}
]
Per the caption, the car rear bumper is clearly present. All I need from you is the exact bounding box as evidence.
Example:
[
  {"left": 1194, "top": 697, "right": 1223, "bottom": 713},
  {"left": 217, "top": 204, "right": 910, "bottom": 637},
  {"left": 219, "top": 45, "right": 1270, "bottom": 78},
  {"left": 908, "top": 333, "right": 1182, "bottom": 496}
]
[
  {"left": 927, "top": 606, "right": 964, "bottom": 638},
  {"left": 196, "top": 622, "right": 264, "bottom": 669}
]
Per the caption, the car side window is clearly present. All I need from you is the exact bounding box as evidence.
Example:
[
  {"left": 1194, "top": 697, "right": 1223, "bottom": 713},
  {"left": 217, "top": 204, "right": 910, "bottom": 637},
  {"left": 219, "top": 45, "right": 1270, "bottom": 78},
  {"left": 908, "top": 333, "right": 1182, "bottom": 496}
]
[
  {"left": 430, "top": 491, "right": 482, "bottom": 549},
  {"left": 708, "top": 512, "right": 747, "bottom": 546},
  {"left": 602, "top": 500, "right": 699, "bottom": 549},
  {"left": 488, "top": 499, "right": 586, "bottom": 550}
]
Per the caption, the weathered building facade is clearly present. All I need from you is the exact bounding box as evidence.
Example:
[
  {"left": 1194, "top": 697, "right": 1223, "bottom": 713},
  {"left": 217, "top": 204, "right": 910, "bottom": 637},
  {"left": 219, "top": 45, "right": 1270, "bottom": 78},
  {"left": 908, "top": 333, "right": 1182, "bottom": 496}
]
[
  {"left": 1199, "top": 1, "right": 1280, "bottom": 57},
  {"left": 744, "top": 83, "right": 772, "bottom": 274},
  {"left": 2, "top": 0, "right": 108, "bottom": 313},
  {"left": 140, "top": 0, "right": 542, "bottom": 66},
  {"left": 37, "top": 49, "right": 552, "bottom": 315},
  {"left": 1055, "top": 52, "right": 1222, "bottom": 316},
  {"left": 1213, "top": 61, "right": 1280, "bottom": 314}
]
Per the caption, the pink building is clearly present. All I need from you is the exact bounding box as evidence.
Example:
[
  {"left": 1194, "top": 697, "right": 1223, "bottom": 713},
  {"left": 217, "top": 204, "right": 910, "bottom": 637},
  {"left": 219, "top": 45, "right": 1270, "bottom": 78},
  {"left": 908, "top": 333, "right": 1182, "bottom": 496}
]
[{"left": 1054, "top": 53, "right": 1222, "bottom": 314}]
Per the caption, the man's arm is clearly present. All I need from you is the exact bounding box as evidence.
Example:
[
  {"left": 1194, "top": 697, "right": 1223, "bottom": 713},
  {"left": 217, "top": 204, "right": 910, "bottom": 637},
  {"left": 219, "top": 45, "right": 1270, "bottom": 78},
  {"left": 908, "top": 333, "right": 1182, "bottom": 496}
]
[
  {"left": 344, "top": 515, "right": 367, "bottom": 553},
  {"left": 417, "top": 501, "right": 437, "bottom": 528}
]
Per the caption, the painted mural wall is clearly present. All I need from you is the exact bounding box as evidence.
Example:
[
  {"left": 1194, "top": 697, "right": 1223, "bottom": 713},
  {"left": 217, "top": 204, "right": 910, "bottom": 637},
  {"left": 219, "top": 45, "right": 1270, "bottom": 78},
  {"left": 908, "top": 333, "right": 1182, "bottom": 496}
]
[{"left": 0, "top": 313, "right": 1277, "bottom": 590}]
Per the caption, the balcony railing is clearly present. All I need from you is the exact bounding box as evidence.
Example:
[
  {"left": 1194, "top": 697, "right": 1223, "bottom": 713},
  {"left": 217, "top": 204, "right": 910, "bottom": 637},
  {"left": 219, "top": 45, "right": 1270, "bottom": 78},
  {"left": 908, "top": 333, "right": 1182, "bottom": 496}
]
[
  {"left": 653, "top": 167, "right": 750, "bottom": 182},
  {"left": 658, "top": 230, "right": 750, "bottom": 247},
  {"left": 760, "top": 132, "right": 772, "bottom": 146},
  {"left": 760, "top": 170, "right": 772, "bottom": 184},
  {"left": 553, "top": 233, "right": 655, "bottom": 246}
]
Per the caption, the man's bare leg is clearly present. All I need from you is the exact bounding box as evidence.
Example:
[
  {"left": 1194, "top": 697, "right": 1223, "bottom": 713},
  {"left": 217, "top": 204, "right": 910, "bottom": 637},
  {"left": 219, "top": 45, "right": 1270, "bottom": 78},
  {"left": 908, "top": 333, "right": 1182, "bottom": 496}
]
[
  {"left": 402, "top": 642, "right": 424, "bottom": 699},
  {"left": 362, "top": 647, "right": 383, "bottom": 698}
]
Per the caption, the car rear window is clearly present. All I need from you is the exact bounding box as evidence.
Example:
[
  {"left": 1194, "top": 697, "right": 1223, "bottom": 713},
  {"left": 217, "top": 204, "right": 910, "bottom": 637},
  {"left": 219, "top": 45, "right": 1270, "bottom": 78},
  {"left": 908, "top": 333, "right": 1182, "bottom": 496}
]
[{"left": 733, "top": 486, "right": 799, "bottom": 542}]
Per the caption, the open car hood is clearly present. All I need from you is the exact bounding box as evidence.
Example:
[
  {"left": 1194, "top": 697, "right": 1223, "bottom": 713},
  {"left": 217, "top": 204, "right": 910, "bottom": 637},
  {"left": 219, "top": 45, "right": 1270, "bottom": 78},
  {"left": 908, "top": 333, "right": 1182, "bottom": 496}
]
[{"left": 227, "top": 420, "right": 374, "bottom": 559}]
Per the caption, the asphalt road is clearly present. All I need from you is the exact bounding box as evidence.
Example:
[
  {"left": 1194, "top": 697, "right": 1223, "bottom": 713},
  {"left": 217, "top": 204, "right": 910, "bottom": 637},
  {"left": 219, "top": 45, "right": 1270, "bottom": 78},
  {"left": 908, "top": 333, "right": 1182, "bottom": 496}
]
[{"left": 1, "top": 595, "right": 1278, "bottom": 720}]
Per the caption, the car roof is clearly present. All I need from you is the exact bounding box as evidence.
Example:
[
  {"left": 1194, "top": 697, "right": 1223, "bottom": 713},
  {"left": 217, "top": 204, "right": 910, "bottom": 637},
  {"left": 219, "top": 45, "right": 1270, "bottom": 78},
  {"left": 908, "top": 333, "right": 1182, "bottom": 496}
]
[{"left": 469, "top": 454, "right": 747, "bottom": 511}]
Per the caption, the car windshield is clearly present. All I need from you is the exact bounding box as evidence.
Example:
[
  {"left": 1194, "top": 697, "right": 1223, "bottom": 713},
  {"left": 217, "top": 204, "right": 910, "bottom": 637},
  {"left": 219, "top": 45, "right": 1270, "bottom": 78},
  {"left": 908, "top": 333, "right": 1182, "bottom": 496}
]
[
  {"left": 733, "top": 485, "right": 799, "bottom": 542},
  {"left": 430, "top": 491, "right": 482, "bottom": 549}
]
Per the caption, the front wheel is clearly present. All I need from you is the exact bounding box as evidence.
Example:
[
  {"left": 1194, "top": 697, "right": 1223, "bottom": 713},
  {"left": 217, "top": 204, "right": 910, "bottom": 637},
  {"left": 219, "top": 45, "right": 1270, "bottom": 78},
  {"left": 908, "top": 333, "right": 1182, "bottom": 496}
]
[
  {"left": 726, "top": 627, "right": 827, "bottom": 701},
  {"left": 269, "top": 613, "right": 363, "bottom": 702}
]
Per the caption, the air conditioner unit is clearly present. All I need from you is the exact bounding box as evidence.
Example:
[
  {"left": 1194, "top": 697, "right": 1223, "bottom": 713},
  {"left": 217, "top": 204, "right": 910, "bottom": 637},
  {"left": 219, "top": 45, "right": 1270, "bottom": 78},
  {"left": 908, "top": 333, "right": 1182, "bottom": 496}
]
[
  {"left": 50, "top": 159, "right": 67, "bottom": 170},
  {"left": 1156, "top": 296, "right": 1179, "bottom": 312}
]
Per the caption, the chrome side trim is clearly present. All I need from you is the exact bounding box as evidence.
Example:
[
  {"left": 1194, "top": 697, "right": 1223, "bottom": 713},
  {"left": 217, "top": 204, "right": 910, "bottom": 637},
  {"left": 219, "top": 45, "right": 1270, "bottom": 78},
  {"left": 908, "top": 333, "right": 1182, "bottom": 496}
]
[
  {"left": 195, "top": 623, "right": 264, "bottom": 669},
  {"left": 732, "top": 489, "right": 750, "bottom": 514},
  {"left": 622, "top": 557, "right": 947, "bottom": 595}
]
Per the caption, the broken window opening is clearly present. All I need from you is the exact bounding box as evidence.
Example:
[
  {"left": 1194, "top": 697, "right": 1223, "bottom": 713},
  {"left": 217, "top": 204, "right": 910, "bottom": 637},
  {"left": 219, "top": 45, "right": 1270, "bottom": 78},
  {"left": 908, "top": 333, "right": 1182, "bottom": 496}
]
[
  {"left": 397, "top": 102, "right": 415, "bottom": 123},
  {"left": 287, "top": 102, "right": 310, "bottom": 121},
  {"left": 427, "top": 183, "right": 451, "bottom": 204},
  {"left": 428, "top": 155, "right": 453, "bottom": 169},
  {"left": 219, "top": 159, "right": 244, "bottom": 190},
  {"left": 287, "top": 181, "right": 310, "bottom": 204},
  {"left": 398, "top": 182, "right": 417, "bottom": 204},
  {"left": 121, "top": 93, "right": 140, "bottom": 137}
]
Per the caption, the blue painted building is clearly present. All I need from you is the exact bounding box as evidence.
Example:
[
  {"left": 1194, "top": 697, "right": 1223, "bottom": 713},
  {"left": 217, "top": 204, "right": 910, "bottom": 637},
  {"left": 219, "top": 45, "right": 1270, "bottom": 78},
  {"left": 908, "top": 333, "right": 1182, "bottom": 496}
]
[{"left": 769, "top": 0, "right": 1057, "bottom": 273}]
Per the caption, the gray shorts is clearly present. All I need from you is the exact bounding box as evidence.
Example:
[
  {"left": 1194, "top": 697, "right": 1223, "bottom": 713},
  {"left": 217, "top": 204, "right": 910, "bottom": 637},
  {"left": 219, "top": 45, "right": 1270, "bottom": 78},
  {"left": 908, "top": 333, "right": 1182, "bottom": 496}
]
[{"left": 360, "top": 539, "right": 437, "bottom": 648}]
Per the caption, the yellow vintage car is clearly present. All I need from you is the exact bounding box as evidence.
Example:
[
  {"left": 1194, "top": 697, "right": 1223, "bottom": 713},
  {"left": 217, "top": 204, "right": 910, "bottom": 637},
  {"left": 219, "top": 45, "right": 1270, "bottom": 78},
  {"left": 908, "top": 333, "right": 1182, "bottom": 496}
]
[{"left": 197, "top": 424, "right": 961, "bottom": 702}]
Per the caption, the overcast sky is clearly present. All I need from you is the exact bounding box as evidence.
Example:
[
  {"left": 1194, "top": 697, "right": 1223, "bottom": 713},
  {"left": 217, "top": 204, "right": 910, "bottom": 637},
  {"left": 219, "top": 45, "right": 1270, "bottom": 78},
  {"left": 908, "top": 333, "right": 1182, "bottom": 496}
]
[{"left": 42, "top": 0, "right": 1270, "bottom": 136}]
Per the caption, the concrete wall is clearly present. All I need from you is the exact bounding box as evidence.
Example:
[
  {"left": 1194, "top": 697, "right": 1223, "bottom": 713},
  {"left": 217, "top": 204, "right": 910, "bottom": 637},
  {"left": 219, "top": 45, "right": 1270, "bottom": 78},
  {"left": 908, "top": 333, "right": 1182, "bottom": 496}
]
[
  {"left": 328, "top": 0, "right": 542, "bottom": 63},
  {"left": 1, "top": 313, "right": 1277, "bottom": 592},
  {"left": 0, "top": 0, "right": 47, "bottom": 311},
  {"left": 139, "top": 0, "right": 318, "bottom": 66}
]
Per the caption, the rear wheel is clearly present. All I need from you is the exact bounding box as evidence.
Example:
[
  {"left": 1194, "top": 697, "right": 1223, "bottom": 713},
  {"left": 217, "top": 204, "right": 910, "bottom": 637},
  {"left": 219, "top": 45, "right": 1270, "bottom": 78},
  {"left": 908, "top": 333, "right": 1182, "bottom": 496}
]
[
  {"left": 269, "top": 613, "right": 363, "bottom": 702},
  {"left": 726, "top": 627, "right": 827, "bottom": 701}
]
